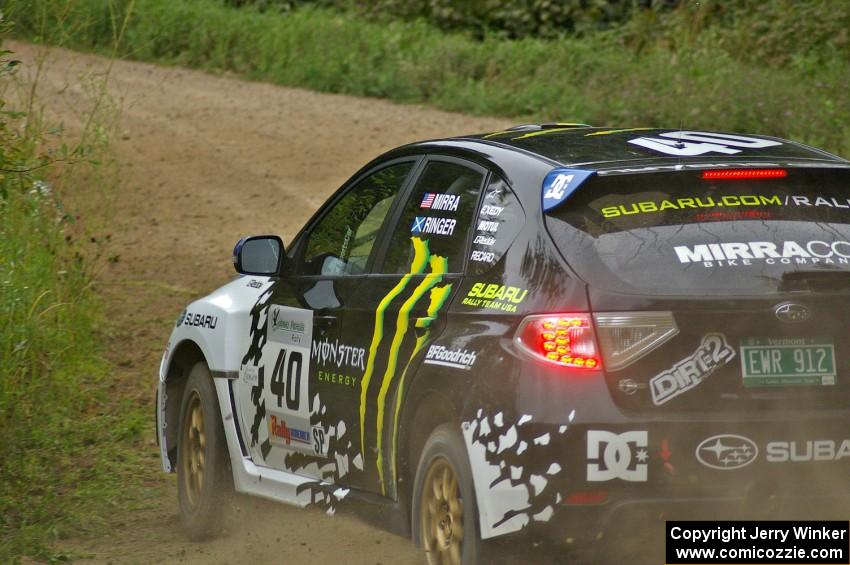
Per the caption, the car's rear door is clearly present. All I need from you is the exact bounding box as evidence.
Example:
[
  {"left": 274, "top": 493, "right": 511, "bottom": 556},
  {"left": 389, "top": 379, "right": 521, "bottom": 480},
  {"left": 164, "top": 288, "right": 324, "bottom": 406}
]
[{"left": 336, "top": 155, "right": 487, "bottom": 496}]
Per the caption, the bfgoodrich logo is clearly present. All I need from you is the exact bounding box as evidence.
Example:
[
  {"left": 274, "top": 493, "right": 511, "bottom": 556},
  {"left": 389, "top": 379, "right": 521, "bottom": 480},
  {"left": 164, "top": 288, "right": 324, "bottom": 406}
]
[{"left": 423, "top": 345, "right": 477, "bottom": 370}]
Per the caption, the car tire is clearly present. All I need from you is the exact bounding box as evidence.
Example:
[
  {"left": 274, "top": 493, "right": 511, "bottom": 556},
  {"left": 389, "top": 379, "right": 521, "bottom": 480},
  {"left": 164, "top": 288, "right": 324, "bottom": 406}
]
[
  {"left": 412, "top": 424, "right": 481, "bottom": 565},
  {"left": 176, "top": 362, "right": 233, "bottom": 540}
]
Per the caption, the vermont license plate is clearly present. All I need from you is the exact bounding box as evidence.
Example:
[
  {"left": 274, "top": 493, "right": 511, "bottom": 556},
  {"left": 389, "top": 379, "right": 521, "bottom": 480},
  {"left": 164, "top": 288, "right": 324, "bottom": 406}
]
[{"left": 740, "top": 337, "right": 836, "bottom": 387}]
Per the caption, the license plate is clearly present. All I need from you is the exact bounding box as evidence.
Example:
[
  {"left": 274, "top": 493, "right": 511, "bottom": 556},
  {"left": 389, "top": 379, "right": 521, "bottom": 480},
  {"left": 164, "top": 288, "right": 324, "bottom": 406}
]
[{"left": 740, "top": 337, "right": 836, "bottom": 387}]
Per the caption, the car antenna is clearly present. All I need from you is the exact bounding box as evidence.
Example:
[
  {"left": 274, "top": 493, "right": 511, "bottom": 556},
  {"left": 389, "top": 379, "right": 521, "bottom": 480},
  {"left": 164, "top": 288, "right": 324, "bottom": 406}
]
[{"left": 674, "top": 1, "right": 701, "bottom": 153}]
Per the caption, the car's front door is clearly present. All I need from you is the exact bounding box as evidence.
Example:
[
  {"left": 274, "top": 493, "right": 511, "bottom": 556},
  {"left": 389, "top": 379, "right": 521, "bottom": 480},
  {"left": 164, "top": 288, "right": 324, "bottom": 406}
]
[
  {"left": 338, "top": 156, "right": 487, "bottom": 496},
  {"left": 233, "top": 160, "right": 417, "bottom": 481}
]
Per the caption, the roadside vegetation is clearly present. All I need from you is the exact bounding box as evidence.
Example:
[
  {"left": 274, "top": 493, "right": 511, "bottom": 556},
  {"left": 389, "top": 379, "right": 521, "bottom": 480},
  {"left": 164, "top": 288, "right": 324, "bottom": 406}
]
[
  {"left": 9, "top": 0, "right": 850, "bottom": 156},
  {"left": 0, "top": 8, "right": 148, "bottom": 562}
]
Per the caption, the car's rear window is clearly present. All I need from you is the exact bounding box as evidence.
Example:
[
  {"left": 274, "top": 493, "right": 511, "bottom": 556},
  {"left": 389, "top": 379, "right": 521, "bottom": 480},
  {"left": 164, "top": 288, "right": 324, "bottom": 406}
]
[{"left": 545, "top": 167, "right": 850, "bottom": 295}]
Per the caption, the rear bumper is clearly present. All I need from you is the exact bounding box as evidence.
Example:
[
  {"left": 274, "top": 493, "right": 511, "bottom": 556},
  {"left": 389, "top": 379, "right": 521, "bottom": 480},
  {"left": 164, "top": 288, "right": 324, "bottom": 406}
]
[
  {"left": 540, "top": 488, "right": 850, "bottom": 545},
  {"left": 464, "top": 408, "right": 850, "bottom": 542}
]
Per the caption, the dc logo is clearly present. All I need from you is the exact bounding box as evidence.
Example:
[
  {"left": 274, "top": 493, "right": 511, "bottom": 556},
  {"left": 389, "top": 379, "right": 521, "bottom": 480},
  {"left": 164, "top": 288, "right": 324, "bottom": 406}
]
[
  {"left": 543, "top": 173, "right": 573, "bottom": 200},
  {"left": 411, "top": 216, "right": 425, "bottom": 234},
  {"left": 586, "top": 430, "right": 649, "bottom": 482}
]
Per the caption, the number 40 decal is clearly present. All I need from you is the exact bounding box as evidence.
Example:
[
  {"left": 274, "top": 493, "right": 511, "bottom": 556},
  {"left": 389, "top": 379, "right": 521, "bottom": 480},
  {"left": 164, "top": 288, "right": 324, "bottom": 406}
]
[
  {"left": 629, "top": 131, "right": 781, "bottom": 156},
  {"left": 270, "top": 348, "right": 302, "bottom": 411}
]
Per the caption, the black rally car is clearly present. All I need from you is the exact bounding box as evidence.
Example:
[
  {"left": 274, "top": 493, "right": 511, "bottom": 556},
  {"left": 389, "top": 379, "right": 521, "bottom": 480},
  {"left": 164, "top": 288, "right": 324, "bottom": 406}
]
[{"left": 157, "top": 124, "right": 850, "bottom": 564}]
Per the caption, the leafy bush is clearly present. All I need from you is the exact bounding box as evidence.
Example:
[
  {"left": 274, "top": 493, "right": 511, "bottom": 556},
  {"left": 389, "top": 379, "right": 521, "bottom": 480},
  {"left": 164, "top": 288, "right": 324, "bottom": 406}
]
[{"left": 0, "top": 15, "right": 144, "bottom": 562}]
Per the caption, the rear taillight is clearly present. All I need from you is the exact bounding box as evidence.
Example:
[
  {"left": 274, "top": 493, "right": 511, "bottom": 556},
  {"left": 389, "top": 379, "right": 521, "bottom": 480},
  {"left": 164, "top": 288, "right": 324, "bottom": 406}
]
[
  {"left": 561, "top": 490, "right": 609, "bottom": 505},
  {"left": 515, "top": 314, "right": 600, "bottom": 369},
  {"left": 593, "top": 312, "right": 678, "bottom": 371}
]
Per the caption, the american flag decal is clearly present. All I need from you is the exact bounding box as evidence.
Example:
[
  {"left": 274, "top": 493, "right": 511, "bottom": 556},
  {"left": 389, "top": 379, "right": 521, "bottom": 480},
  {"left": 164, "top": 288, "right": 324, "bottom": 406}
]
[{"left": 420, "top": 193, "right": 436, "bottom": 208}]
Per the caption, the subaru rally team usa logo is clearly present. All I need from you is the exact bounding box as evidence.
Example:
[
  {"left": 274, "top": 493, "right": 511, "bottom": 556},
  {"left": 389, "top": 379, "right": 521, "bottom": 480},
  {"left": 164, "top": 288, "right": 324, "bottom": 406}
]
[
  {"left": 586, "top": 430, "right": 648, "bottom": 482},
  {"left": 411, "top": 216, "right": 457, "bottom": 236},
  {"left": 423, "top": 345, "right": 477, "bottom": 370},
  {"left": 696, "top": 434, "right": 758, "bottom": 470},
  {"left": 420, "top": 192, "right": 460, "bottom": 211}
]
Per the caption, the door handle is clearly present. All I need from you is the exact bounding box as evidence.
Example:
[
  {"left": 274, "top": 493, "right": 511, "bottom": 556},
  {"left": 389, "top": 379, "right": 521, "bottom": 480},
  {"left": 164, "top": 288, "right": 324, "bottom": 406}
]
[{"left": 315, "top": 315, "right": 338, "bottom": 327}]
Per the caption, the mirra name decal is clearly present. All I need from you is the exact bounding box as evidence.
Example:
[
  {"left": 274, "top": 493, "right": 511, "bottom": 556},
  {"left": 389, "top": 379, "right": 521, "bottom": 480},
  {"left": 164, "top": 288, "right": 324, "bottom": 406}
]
[{"left": 420, "top": 192, "right": 460, "bottom": 212}]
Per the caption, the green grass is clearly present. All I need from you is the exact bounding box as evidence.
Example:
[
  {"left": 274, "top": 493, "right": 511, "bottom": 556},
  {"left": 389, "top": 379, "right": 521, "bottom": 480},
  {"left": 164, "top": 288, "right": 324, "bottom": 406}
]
[
  {"left": 0, "top": 26, "right": 148, "bottom": 563},
  {"left": 8, "top": 0, "right": 850, "bottom": 157}
]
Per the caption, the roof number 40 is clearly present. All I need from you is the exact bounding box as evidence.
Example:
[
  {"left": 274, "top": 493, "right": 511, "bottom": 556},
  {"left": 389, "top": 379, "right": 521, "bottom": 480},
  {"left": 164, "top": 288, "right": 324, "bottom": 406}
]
[{"left": 629, "top": 131, "right": 781, "bottom": 156}]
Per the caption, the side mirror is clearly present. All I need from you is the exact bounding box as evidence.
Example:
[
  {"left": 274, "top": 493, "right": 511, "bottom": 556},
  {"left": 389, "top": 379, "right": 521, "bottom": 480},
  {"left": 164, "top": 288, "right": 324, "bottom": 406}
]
[{"left": 232, "top": 235, "right": 284, "bottom": 276}]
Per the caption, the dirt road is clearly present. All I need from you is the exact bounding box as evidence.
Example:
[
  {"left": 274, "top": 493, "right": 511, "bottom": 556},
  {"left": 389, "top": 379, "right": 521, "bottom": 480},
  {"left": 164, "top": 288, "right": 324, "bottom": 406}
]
[{"left": 10, "top": 41, "right": 505, "bottom": 564}]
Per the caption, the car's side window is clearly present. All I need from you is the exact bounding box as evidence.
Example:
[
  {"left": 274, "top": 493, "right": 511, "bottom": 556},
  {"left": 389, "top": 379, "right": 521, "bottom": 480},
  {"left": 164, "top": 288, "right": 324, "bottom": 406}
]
[
  {"left": 380, "top": 159, "right": 485, "bottom": 274},
  {"left": 299, "top": 162, "right": 414, "bottom": 276},
  {"left": 467, "top": 174, "right": 525, "bottom": 275}
]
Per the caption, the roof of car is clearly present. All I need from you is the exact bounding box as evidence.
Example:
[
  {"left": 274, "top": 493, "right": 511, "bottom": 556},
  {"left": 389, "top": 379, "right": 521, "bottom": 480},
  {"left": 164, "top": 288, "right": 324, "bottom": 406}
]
[{"left": 455, "top": 124, "right": 850, "bottom": 171}]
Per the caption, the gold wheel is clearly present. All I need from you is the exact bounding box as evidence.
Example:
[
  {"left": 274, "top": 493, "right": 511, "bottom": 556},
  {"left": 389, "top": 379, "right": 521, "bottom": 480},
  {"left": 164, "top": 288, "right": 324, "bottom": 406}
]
[
  {"left": 420, "top": 457, "right": 464, "bottom": 565},
  {"left": 180, "top": 390, "right": 206, "bottom": 510}
]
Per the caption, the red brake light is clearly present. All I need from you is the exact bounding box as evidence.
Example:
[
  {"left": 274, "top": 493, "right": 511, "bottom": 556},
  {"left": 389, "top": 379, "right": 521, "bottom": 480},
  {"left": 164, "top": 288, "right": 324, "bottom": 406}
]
[
  {"left": 515, "top": 314, "right": 600, "bottom": 369},
  {"left": 562, "top": 490, "right": 609, "bottom": 505},
  {"left": 701, "top": 168, "right": 787, "bottom": 180}
]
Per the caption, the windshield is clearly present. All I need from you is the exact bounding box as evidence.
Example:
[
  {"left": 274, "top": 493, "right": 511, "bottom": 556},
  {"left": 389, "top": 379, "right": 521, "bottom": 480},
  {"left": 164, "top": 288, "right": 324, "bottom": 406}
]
[{"left": 544, "top": 167, "right": 850, "bottom": 296}]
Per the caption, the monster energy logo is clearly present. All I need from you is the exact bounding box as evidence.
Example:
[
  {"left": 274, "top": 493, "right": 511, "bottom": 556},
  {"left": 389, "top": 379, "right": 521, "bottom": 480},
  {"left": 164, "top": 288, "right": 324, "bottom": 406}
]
[{"left": 358, "top": 237, "right": 453, "bottom": 494}]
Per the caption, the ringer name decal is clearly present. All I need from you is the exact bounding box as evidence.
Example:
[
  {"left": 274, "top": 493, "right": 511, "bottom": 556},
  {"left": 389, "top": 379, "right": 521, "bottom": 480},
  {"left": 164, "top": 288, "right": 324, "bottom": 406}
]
[{"left": 411, "top": 216, "right": 456, "bottom": 236}]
